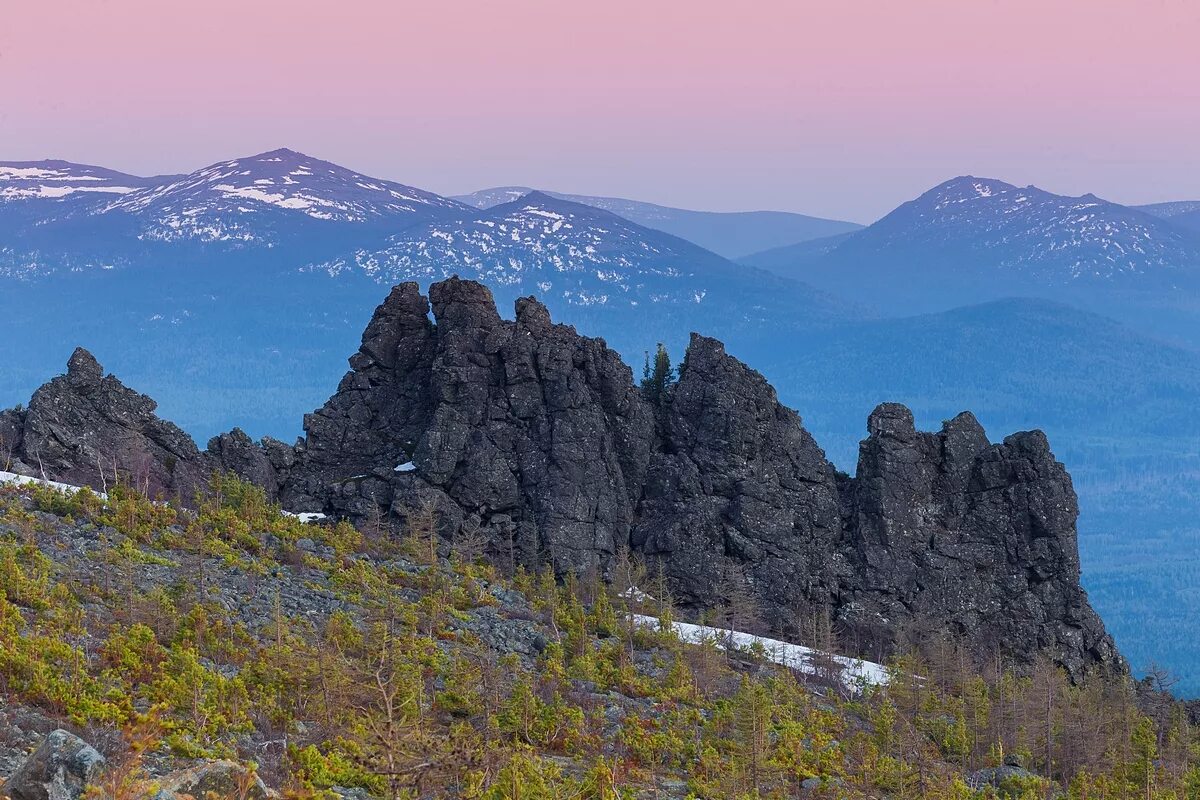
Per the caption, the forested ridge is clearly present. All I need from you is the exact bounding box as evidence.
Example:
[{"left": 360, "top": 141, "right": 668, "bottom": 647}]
[{"left": 0, "top": 475, "right": 1196, "bottom": 799}]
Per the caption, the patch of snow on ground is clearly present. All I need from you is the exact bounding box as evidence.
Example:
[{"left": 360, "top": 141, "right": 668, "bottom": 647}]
[
  {"left": 1, "top": 470, "right": 109, "bottom": 500},
  {"left": 281, "top": 511, "right": 329, "bottom": 524},
  {"left": 633, "top": 614, "right": 889, "bottom": 688},
  {"left": 394, "top": 462, "right": 416, "bottom": 473}
]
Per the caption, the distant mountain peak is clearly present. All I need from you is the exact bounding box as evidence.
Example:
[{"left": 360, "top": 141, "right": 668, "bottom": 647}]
[
  {"left": 251, "top": 146, "right": 307, "bottom": 161},
  {"left": 516, "top": 189, "right": 555, "bottom": 203},
  {"left": 799, "top": 175, "right": 1200, "bottom": 287},
  {"left": 98, "top": 150, "right": 467, "bottom": 242},
  {"left": 920, "top": 176, "right": 1023, "bottom": 208},
  {"left": 451, "top": 186, "right": 864, "bottom": 259}
]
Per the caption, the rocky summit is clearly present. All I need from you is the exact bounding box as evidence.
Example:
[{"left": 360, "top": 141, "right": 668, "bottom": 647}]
[{"left": 0, "top": 277, "right": 1123, "bottom": 677}]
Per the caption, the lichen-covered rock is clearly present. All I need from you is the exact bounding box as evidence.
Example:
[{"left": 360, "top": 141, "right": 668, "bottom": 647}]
[{"left": 4, "top": 729, "right": 105, "bottom": 800}]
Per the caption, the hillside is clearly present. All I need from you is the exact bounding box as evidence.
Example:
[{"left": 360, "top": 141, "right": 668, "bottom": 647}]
[
  {"left": 1136, "top": 200, "right": 1200, "bottom": 232},
  {"left": 0, "top": 474, "right": 1193, "bottom": 800}
]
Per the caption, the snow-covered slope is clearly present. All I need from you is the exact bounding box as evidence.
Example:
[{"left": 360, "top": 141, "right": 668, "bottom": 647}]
[
  {"left": 748, "top": 176, "right": 1200, "bottom": 292},
  {"left": 0, "top": 160, "right": 169, "bottom": 203},
  {"left": 855, "top": 176, "right": 1200, "bottom": 282},
  {"left": 100, "top": 148, "right": 469, "bottom": 243},
  {"left": 309, "top": 190, "right": 855, "bottom": 325},
  {"left": 453, "top": 186, "right": 862, "bottom": 259},
  {"left": 1135, "top": 200, "right": 1200, "bottom": 234},
  {"left": 1135, "top": 200, "right": 1200, "bottom": 219}
]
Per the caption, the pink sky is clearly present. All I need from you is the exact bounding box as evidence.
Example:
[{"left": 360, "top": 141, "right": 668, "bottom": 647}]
[{"left": 2, "top": 0, "right": 1198, "bottom": 221}]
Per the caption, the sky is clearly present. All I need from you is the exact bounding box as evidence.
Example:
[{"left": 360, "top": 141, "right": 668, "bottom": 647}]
[{"left": 2, "top": 0, "right": 1198, "bottom": 222}]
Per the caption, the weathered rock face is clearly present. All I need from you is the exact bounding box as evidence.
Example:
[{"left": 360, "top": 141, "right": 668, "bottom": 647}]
[
  {"left": 284, "top": 278, "right": 655, "bottom": 573},
  {"left": 839, "top": 404, "right": 1120, "bottom": 676},
  {"left": 5, "top": 278, "right": 1124, "bottom": 676},
  {"left": 207, "top": 428, "right": 294, "bottom": 501},
  {"left": 4, "top": 350, "right": 291, "bottom": 503},
  {"left": 633, "top": 333, "right": 848, "bottom": 624},
  {"left": 12, "top": 348, "right": 209, "bottom": 498},
  {"left": 0, "top": 407, "right": 25, "bottom": 471}
]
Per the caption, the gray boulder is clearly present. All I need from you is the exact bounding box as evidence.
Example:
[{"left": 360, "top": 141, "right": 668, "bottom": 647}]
[{"left": 4, "top": 729, "right": 105, "bottom": 800}]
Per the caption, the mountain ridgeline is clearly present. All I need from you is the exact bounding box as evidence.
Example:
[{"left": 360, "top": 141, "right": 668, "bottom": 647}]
[{"left": 0, "top": 277, "right": 1123, "bottom": 678}]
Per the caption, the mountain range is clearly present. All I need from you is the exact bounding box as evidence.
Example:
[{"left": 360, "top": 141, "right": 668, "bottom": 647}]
[
  {"left": 451, "top": 185, "right": 863, "bottom": 259},
  {"left": 4, "top": 148, "right": 1200, "bottom": 689},
  {"left": 740, "top": 176, "right": 1200, "bottom": 347}
]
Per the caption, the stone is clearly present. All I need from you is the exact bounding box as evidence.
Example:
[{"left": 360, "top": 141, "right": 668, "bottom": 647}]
[
  {"left": 152, "top": 760, "right": 269, "bottom": 800},
  {"left": 0, "top": 407, "right": 24, "bottom": 469},
  {"left": 4, "top": 729, "right": 105, "bottom": 800},
  {"left": 207, "top": 427, "right": 283, "bottom": 499}
]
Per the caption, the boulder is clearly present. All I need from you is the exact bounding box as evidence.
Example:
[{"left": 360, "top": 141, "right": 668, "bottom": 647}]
[
  {"left": 151, "top": 760, "right": 269, "bottom": 800},
  {"left": 4, "top": 729, "right": 105, "bottom": 800}
]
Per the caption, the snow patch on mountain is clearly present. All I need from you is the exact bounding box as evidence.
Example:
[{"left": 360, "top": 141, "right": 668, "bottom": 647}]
[
  {"left": 0, "top": 161, "right": 155, "bottom": 203},
  {"left": 102, "top": 148, "right": 468, "bottom": 242},
  {"left": 633, "top": 615, "right": 889, "bottom": 689},
  {"left": 867, "top": 176, "right": 1200, "bottom": 282},
  {"left": 304, "top": 192, "right": 727, "bottom": 308}
]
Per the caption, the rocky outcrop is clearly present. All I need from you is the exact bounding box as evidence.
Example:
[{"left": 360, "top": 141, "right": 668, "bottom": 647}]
[
  {"left": 3, "top": 350, "right": 292, "bottom": 502},
  {"left": 207, "top": 428, "right": 294, "bottom": 501},
  {"left": 284, "top": 278, "right": 655, "bottom": 573},
  {"left": 275, "top": 278, "right": 1121, "bottom": 676},
  {"left": 838, "top": 405, "right": 1120, "bottom": 674},
  {"left": 9, "top": 348, "right": 208, "bottom": 498},
  {"left": 4, "top": 278, "right": 1124, "bottom": 676},
  {"left": 633, "top": 333, "right": 848, "bottom": 623}
]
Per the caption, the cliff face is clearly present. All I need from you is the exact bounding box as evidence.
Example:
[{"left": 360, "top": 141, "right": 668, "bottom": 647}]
[
  {"left": 2, "top": 278, "right": 1123, "bottom": 677},
  {"left": 284, "top": 278, "right": 656, "bottom": 574}
]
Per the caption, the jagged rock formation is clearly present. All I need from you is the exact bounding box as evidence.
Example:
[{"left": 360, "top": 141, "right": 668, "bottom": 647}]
[
  {"left": 206, "top": 427, "right": 294, "bottom": 500},
  {"left": 3, "top": 348, "right": 209, "bottom": 498},
  {"left": 1, "top": 278, "right": 1124, "bottom": 677},
  {"left": 277, "top": 278, "right": 1121, "bottom": 676},
  {"left": 0, "top": 351, "right": 288, "bottom": 502},
  {"left": 284, "top": 278, "right": 655, "bottom": 573}
]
